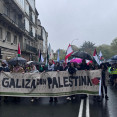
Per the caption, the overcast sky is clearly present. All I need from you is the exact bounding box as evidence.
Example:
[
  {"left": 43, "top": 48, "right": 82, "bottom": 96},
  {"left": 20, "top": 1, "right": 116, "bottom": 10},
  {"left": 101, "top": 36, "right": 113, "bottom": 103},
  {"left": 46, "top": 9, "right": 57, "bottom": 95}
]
[{"left": 36, "top": 0, "right": 117, "bottom": 51}]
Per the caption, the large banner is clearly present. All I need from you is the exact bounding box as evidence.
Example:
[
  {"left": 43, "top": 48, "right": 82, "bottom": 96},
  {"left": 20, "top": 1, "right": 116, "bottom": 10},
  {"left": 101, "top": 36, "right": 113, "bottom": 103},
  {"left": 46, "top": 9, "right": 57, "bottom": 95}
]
[{"left": 0, "top": 70, "right": 101, "bottom": 97}]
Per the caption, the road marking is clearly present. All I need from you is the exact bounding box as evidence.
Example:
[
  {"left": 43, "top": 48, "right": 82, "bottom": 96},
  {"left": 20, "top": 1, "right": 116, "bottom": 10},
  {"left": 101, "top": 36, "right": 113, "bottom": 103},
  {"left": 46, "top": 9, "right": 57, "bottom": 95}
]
[
  {"left": 78, "top": 99, "right": 84, "bottom": 117},
  {"left": 86, "top": 95, "right": 90, "bottom": 117}
]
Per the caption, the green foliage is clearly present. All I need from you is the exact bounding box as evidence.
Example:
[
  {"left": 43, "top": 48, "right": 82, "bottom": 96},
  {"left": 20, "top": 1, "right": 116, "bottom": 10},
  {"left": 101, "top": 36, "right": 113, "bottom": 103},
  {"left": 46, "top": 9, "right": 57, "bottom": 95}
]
[
  {"left": 71, "top": 45, "right": 79, "bottom": 52},
  {"left": 55, "top": 38, "right": 117, "bottom": 61},
  {"left": 80, "top": 41, "right": 95, "bottom": 55},
  {"left": 111, "top": 38, "right": 117, "bottom": 54},
  {"left": 96, "top": 44, "right": 114, "bottom": 59},
  {"left": 55, "top": 49, "right": 66, "bottom": 60}
]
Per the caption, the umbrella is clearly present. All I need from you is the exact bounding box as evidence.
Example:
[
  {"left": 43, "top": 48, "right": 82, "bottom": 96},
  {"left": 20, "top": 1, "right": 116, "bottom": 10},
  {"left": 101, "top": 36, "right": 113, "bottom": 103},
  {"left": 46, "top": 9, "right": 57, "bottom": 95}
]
[
  {"left": 8, "top": 57, "right": 27, "bottom": 65},
  {"left": 70, "top": 58, "right": 82, "bottom": 64},
  {"left": 27, "top": 61, "right": 34, "bottom": 65},
  {"left": 111, "top": 55, "right": 117, "bottom": 60},
  {"left": 106, "top": 55, "right": 117, "bottom": 64},
  {"left": 72, "top": 51, "right": 92, "bottom": 60},
  {"left": 87, "top": 60, "right": 93, "bottom": 65},
  {"left": 107, "top": 59, "right": 117, "bottom": 64},
  {"left": 27, "top": 61, "right": 45, "bottom": 65}
]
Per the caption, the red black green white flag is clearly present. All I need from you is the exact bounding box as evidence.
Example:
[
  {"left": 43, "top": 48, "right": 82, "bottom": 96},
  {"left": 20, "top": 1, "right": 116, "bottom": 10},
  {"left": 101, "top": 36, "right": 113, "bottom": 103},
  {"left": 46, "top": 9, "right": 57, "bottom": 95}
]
[{"left": 18, "top": 43, "right": 21, "bottom": 57}]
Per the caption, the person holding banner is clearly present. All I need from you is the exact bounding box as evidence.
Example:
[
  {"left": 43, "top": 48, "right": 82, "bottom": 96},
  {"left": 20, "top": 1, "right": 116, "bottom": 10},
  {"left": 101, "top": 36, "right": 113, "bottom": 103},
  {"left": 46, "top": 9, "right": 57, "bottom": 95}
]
[
  {"left": 0, "top": 60, "right": 10, "bottom": 72},
  {"left": 62, "top": 62, "right": 68, "bottom": 71},
  {"left": 30, "top": 64, "right": 39, "bottom": 73},
  {"left": 12, "top": 63, "right": 24, "bottom": 102},
  {"left": 48, "top": 59, "right": 58, "bottom": 103},
  {"left": 100, "top": 63, "right": 109, "bottom": 100},
  {"left": 54, "top": 62, "right": 63, "bottom": 71},
  {"left": 0, "top": 60, "right": 10, "bottom": 102},
  {"left": 80, "top": 59, "right": 89, "bottom": 70},
  {"left": 110, "top": 63, "right": 117, "bottom": 88},
  {"left": 67, "top": 62, "right": 77, "bottom": 101},
  {"left": 79, "top": 59, "right": 89, "bottom": 99},
  {"left": 13, "top": 64, "right": 24, "bottom": 73}
]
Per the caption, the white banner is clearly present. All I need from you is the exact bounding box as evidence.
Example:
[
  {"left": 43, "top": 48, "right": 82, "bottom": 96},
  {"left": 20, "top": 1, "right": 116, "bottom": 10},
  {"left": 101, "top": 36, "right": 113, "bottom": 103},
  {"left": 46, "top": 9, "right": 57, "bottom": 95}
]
[{"left": 0, "top": 70, "right": 101, "bottom": 97}]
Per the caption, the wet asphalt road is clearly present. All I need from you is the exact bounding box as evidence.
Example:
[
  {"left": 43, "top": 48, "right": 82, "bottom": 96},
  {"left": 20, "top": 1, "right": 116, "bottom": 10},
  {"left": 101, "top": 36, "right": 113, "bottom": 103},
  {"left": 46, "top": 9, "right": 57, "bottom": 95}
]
[{"left": 0, "top": 85, "right": 117, "bottom": 117}]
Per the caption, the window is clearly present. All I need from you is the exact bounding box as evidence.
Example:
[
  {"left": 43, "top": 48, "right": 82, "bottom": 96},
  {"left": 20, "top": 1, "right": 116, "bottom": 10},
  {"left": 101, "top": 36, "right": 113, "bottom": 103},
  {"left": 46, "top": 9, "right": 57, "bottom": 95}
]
[
  {"left": 0, "top": 28, "right": 2, "bottom": 39},
  {"left": 15, "top": 0, "right": 24, "bottom": 10},
  {"left": 25, "top": 39, "right": 27, "bottom": 44},
  {"left": 31, "top": 42, "right": 33, "bottom": 46},
  {"left": 28, "top": 41, "right": 30, "bottom": 45},
  {"left": 13, "top": 35, "right": 17, "bottom": 44},
  {"left": 32, "top": 26, "right": 35, "bottom": 37},
  {"left": 25, "top": 1, "right": 29, "bottom": 15},
  {"left": 4, "top": 6, "right": 10, "bottom": 17},
  {"left": 32, "top": 12, "right": 35, "bottom": 23},
  {"left": 25, "top": 18, "right": 29, "bottom": 32},
  {"left": 6, "top": 32, "right": 11, "bottom": 42},
  {"left": 13, "top": 13, "right": 16, "bottom": 23}
]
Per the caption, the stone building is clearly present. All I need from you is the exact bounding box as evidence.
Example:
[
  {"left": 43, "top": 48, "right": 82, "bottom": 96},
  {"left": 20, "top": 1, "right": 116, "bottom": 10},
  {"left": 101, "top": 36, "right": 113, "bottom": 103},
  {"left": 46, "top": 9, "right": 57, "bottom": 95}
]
[
  {"left": 0, "top": 0, "right": 48, "bottom": 61},
  {"left": 36, "top": 19, "right": 48, "bottom": 60}
]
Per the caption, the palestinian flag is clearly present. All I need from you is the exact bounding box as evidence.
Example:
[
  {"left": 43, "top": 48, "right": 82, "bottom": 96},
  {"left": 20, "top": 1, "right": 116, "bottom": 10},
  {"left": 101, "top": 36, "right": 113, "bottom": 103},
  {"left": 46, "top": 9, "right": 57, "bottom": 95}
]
[
  {"left": 18, "top": 43, "right": 21, "bottom": 57},
  {"left": 39, "top": 50, "right": 41, "bottom": 62},
  {"left": 46, "top": 48, "right": 49, "bottom": 66},
  {"left": 93, "top": 49, "right": 100, "bottom": 65}
]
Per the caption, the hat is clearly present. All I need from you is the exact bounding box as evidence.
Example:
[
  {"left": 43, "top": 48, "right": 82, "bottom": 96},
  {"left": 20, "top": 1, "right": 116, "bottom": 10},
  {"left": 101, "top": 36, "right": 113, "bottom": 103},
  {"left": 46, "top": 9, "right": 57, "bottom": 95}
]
[{"left": 2, "top": 60, "right": 8, "bottom": 66}]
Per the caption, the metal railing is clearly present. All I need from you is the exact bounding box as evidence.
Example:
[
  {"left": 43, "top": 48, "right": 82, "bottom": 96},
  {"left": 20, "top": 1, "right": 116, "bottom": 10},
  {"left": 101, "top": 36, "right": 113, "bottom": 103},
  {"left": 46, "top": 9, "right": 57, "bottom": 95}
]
[
  {"left": 26, "top": 44, "right": 37, "bottom": 53},
  {"left": 2, "top": 13, "right": 25, "bottom": 31}
]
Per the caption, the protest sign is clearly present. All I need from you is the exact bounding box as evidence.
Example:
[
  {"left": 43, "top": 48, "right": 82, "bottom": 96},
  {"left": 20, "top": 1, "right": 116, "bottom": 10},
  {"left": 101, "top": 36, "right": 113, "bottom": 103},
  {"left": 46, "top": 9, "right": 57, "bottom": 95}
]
[{"left": 0, "top": 70, "right": 101, "bottom": 97}]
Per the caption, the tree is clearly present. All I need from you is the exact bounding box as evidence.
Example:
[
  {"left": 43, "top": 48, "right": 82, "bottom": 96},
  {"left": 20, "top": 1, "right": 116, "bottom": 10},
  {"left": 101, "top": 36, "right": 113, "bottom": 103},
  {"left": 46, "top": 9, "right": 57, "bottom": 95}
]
[
  {"left": 111, "top": 38, "right": 117, "bottom": 54},
  {"left": 55, "top": 49, "right": 66, "bottom": 61},
  {"left": 80, "top": 41, "right": 95, "bottom": 55},
  {"left": 97, "top": 44, "right": 114, "bottom": 59},
  {"left": 71, "top": 45, "right": 79, "bottom": 52}
]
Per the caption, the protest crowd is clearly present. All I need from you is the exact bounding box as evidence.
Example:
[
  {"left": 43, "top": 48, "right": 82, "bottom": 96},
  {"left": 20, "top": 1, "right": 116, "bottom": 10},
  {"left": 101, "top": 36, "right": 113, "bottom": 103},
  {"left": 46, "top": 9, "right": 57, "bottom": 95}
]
[
  {"left": 0, "top": 44, "right": 117, "bottom": 104},
  {"left": 0, "top": 58, "right": 117, "bottom": 103}
]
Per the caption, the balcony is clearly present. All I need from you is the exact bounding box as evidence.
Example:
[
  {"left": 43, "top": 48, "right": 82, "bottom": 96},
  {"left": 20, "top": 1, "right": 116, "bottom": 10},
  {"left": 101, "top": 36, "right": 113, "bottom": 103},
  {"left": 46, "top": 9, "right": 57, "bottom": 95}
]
[
  {"left": 29, "top": 31, "right": 33, "bottom": 37},
  {"left": 4, "top": 0, "right": 12, "bottom": 4},
  {"left": 29, "top": 15, "right": 33, "bottom": 22},
  {"left": 18, "top": 21, "right": 25, "bottom": 30},
  {"left": 0, "top": 13, "right": 25, "bottom": 31},
  {"left": 35, "top": 34, "right": 38, "bottom": 40},
  {"left": 26, "top": 44, "right": 37, "bottom": 53},
  {"left": 38, "top": 35, "right": 43, "bottom": 40}
]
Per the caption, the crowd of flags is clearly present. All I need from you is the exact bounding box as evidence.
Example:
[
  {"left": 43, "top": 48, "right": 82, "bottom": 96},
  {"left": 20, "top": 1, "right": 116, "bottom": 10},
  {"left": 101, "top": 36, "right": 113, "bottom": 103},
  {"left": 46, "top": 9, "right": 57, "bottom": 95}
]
[
  {"left": 64, "top": 44, "right": 104, "bottom": 65},
  {"left": 17, "top": 42, "right": 104, "bottom": 65}
]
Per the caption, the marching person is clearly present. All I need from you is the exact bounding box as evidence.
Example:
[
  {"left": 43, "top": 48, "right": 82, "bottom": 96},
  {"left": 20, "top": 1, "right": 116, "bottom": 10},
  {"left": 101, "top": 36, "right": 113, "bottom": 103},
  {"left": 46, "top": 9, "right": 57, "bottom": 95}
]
[
  {"left": 62, "top": 62, "right": 68, "bottom": 71},
  {"left": 13, "top": 63, "right": 24, "bottom": 73},
  {"left": 30, "top": 64, "right": 39, "bottom": 73},
  {"left": 67, "top": 62, "right": 77, "bottom": 102},
  {"left": 0, "top": 60, "right": 10, "bottom": 102},
  {"left": 48, "top": 59, "right": 58, "bottom": 103},
  {"left": 54, "top": 62, "right": 63, "bottom": 71},
  {"left": 12, "top": 63, "right": 24, "bottom": 102},
  {"left": 0, "top": 60, "right": 10, "bottom": 72},
  {"left": 48, "top": 59, "right": 54, "bottom": 71},
  {"left": 80, "top": 59, "right": 89, "bottom": 70},
  {"left": 100, "top": 63, "right": 109, "bottom": 100},
  {"left": 110, "top": 63, "right": 117, "bottom": 88},
  {"left": 29, "top": 64, "right": 39, "bottom": 102},
  {"left": 79, "top": 59, "right": 89, "bottom": 99}
]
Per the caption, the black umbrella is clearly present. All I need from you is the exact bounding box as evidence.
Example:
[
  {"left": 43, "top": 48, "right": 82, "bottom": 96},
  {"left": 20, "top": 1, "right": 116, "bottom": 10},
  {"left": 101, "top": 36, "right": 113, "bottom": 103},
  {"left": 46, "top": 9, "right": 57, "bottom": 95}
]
[
  {"left": 72, "top": 51, "right": 92, "bottom": 60},
  {"left": 8, "top": 57, "right": 27, "bottom": 65},
  {"left": 27, "top": 61, "right": 45, "bottom": 65},
  {"left": 107, "top": 55, "right": 117, "bottom": 64},
  {"left": 111, "top": 55, "right": 117, "bottom": 60}
]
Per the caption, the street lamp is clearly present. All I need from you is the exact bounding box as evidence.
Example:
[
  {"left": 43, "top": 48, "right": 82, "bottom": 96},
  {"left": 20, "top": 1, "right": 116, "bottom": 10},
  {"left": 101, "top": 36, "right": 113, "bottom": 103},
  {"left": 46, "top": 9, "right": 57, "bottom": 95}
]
[{"left": 71, "top": 38, "right": 79, "bottom": 45}]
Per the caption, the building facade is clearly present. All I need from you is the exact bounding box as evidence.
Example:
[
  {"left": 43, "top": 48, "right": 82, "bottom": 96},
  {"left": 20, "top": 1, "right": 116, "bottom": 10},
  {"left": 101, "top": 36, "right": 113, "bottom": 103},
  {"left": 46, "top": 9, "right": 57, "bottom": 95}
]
[{"left": 0, "top": 0, "right": 48, "bottom": 61}]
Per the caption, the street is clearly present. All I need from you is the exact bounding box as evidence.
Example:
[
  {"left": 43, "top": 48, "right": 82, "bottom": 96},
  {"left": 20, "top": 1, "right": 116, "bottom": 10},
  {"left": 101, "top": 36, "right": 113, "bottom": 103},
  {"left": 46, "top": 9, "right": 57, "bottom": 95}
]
[{"left": 0, "top": 85, "right": 117, "bottom": 117}]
